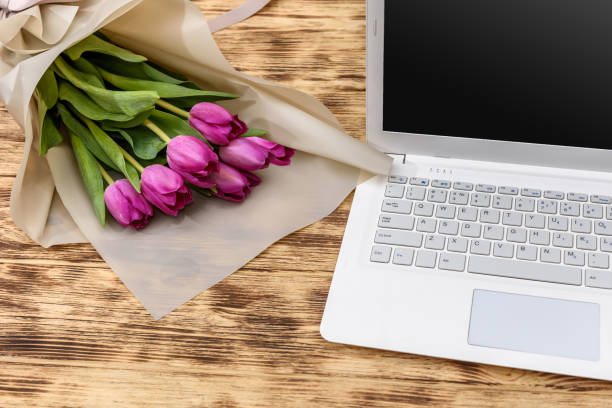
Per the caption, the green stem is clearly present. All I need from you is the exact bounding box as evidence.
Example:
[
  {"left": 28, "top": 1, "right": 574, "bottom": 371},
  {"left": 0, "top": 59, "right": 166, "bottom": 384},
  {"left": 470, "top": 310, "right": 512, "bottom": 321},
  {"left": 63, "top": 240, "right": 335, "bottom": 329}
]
[
  {"left": 97, "top": 162, "right": 115, "bottom": 186},
  {"left": 144, "top": 119, "right": 172, "bottom": 143},
  {"left": 156, "top": 99, "right": 190, "bottom": 119},
  {"left": 119, "top": 146, "right": 145, "bottom": 173}
]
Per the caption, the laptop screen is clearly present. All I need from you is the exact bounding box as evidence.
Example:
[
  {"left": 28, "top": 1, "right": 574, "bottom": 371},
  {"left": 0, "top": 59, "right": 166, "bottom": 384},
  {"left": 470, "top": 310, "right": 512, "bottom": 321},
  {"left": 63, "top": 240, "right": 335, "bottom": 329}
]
[{"left": 383, "top": 0, "right": 612, "bottom": 150}]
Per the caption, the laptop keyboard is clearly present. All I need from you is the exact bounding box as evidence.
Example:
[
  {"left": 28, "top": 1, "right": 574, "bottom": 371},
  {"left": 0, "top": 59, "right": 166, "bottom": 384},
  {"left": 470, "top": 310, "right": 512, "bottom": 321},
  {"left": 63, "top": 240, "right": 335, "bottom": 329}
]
[{"left": 372, "top": 176, "right": 612, "bottom": 289}]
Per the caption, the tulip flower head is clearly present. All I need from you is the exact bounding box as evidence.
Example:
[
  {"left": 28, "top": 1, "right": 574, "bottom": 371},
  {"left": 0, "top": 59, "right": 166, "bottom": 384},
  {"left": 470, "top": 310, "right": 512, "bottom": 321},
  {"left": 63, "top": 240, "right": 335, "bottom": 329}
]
[
  {"left": 189, "top": 102, "right": 248, "bottom": 145},
  {"left": 141, "top": 165, "right": 193, "bottom": 216},
  {"left": 167, "top": 135, "right": 219, "bottom": 188},
  {"left": 219, "top": 137, "right": 295, "bottom": 171},
  {"left": 207, "top": 162, "right": 261, "bottom": 202},
  {"left": 104, "top": 179, "right": 154, "bottom": 230}
]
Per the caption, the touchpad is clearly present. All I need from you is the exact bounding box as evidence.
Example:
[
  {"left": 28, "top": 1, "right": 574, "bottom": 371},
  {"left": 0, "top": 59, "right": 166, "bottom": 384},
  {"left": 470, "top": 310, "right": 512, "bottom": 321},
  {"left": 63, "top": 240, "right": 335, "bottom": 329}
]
[{"left": 468, "top": 290, "right": 600, "bottom": 361}]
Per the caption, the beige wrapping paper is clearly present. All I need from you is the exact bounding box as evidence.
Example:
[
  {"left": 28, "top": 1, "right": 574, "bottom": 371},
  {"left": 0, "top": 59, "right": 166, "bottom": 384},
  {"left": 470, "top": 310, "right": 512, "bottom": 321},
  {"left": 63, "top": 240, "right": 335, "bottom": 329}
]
[{"left": 0, "top": 0, "right": 391, "bottom": 319}]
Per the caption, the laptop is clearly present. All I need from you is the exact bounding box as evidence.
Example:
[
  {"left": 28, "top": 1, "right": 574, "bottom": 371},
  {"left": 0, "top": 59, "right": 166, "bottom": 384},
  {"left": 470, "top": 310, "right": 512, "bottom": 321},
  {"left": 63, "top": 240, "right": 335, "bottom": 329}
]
[{"left": 321, "top": 0, "right": 612, "bottom": 380}]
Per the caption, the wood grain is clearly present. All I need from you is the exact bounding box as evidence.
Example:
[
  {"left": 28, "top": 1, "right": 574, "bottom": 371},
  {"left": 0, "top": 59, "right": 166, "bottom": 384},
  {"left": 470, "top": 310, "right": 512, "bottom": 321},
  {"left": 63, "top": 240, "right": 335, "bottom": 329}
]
[{"left": 1, "top": 0, "right": 612, "bottom": 406}]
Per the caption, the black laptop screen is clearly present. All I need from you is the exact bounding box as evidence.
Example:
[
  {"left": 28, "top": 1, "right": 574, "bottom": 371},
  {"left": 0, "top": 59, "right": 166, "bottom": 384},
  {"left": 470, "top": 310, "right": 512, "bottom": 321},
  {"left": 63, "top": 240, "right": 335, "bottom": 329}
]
[{"left": 383, "top": 0, "right": 612, "bottom": 150}]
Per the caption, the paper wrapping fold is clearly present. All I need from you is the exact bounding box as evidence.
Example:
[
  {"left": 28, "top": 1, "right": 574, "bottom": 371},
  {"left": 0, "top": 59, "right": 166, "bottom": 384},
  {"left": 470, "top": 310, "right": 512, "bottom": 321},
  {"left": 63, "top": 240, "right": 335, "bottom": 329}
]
[{"left": 0, "top": 0, "right": 391, "bottom": 319}]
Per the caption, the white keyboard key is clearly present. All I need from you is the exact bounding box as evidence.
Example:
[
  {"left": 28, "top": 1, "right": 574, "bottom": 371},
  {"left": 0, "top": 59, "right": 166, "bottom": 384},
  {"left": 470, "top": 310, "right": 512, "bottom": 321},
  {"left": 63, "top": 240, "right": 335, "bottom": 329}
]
[
  {"left": 468, "top": 256, "right": 581, "bottom": 286},
  {"left": 607, "top": 206, "right": 612, "bottom": 220},
  {"left": 514, "top": 197, "right": 535, "bottom": 212},
  {"left": 548, "top": 216, "right": 568, "bottom": 231},
  {"left": 461, "top": 223, "right": 481, "bottom": 238},
  {"left": 506, "top": 227, "right": 527, "bottom": 243},
  {"left": 601, "top": 237, "right": 612, "bottom": 253},
  {"left": 499, "top": 186, "right": 519, "bottom": 195},
  {"left": 453, "top": 182, "right": 474, "bottom": 191},
  {"left": 413, "top": 202, "right": 434, "bottom": 216},
  {"left": 375, "top": 229, "right": 423, "bottom": 247},
  {"left": 559, "top": 202, "right": 580, "bottom": 217},
  {"left": 584, "top": 204, "right": 604, "bottom": 219},
  {"left": 552, "top": 232, "right": 573, "bottom": 248},
  {"left": 502, "top": 211, "right": 522, "bottom": 226},
  {"left": 416, "top": 217, "right": 437, "bottom": 233},
  {"left": 424, "top": 234, "right": 446, "bottom": 250},
  {"left": 571, "top": 218, "right": 592, "bottom": 234},
  {"left": 449, "top": 190, "right": 469, "bottom": 205},
  {"left": 576, "top": 235, "right": 597, "bottom": 251},
  {"left": 371, "top": 246, "right": 391, "bottom": 263},
  {"left": 388, "top": 175, "right": 407, "bottom": 184},
  {"left": 525, "top": 214, "right": 545, "bottom": 229},
  {"left": 392, "top": 248, "right": 414, "bottom": 265},
  {"left": 595, "top": 220, "right": 612, "bottom": 236},
  {"left": 470, "top": 193, "right": 491, "bottom": 207},
  {"left": 458, "top": 207, "right": 478, "bottom": 221},
  {"left": 470, "top": 239, "right": 491, "bottom": 255},
  {"left": 516, "top": 244, "right": 538, "bottom": 261},
  {"left": 483, "top": 225, "right": 504, "bottom": 240},
  {"left": 448, "top": 237, "right": 469, "bottom": 253},
  {"left": 586, "top": 269, "right": 612, "bottom": 289},
  {"left": 564, "top": 250, "right": 585, "bottom": 266},
  {"left": 415, "top": 250, "right": 437, "bottom": 268},
  {"left": 435, "top": 204, "right": 456, "bottom": 219},
  {"left": 588, "top": 253, "right": 609, "bottom": 269},
  {"left": 431, "top": 179, "right": 451, "bottom": 189},
  {"left": 567, "top": 192, "right": 588, "bottom": 202},
  {"left": 541, "top": 247, "right": 562, "bottom": 263},
  {"left": 438, "top": 220, "right": 459, "bottom": 235},
  {"left": 476, "top": 184, "right": 496, "bottom": 193},
  {"left": 406, "top": 186, "right": 426, "bottom": 200},
  {"left": 521, "top": 188, "right": 541, "bottom": 198},
  {"left": 438, "top": 252, "right": 466, "bottom": 272},
  {"left": 537, "top": 199, "right": 557, "bottom": 214},
  {"left": 385, "top": 184, "right": 404, "bottom": 198},
  {"left": 382, "top": 199, "right": 412, "bottom": 214},
  {"left": 378, "top": 214, "right": 415, "bottom": 230},
  {"left": 544, "top": 190, "right": 564, "bottom": 200},
  {"left": 493, "top": 195, "right": 513, "bottom": 210},
  {"left": 427, "top": 189, "right": 448, "bottom": 203},
  {"left": 591, "top": 195, "right": 612, "bottom": 204},
  {"left": 409, "top": 177, "right": 429, "bottom": 186},
  {"left": 480, "top": 209, "right": 500, "bottom": 224},
  {"left": 529, "top": 230, "right": 551, "bottom": 245},
  {"left": 493, "top": 242, "right": 514, "bottom": 258}
]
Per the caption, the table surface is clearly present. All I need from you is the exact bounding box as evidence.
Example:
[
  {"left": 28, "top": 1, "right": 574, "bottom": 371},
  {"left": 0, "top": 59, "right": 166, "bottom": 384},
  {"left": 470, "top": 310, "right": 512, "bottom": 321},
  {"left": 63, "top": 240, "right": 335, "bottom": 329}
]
[{"left": 2, "top": 1, "right": 612, "bottom": 407}]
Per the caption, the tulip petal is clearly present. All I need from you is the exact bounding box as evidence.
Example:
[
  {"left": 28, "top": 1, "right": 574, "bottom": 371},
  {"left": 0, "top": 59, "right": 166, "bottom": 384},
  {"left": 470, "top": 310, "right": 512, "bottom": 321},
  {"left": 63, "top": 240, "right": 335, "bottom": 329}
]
[{"left": 190, "top": 102, "right": 233, "bottom": 125}]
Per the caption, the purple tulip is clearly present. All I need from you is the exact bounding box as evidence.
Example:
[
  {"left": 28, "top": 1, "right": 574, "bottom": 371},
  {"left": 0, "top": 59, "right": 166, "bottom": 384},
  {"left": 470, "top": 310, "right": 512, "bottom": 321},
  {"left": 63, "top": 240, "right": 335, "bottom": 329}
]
[
  {"left": 206, "top": 162, "right": 261, "bottom": 202},
  {"left": 167, "top": 135, "right": 219, "bottom": 188},
  {"left": 189, "top": 102, "right": 248, "bottom": 146},
  {"left": 141, "top": 164, "right": 193, "bottom": 216},
  {"left": 104, "top": 179, "right": 154, "bottom": 230},
  {"left": 219, "top": 137, "right": 295, "bottom": 171}
]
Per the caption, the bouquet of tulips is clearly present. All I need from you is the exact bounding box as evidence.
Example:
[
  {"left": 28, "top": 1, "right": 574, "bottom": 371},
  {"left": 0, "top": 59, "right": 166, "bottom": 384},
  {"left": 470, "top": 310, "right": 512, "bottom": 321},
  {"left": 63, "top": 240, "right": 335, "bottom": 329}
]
[{"left": 35, "top": 33, "right": 294, "bottom": 230}]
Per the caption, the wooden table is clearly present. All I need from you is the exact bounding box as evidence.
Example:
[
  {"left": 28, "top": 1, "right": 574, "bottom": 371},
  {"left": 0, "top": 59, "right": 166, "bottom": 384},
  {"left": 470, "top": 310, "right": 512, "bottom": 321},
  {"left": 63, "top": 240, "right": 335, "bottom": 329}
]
[{"left": 1, "top": 1, "right": 612, "bottom": 406}]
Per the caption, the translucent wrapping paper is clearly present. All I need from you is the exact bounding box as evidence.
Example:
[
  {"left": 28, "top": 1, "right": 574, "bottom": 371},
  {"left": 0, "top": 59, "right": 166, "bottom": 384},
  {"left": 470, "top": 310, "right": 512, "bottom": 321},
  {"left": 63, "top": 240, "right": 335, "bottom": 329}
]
[{"left": 0, "top": 0, "right": 391, "bottom": 319}]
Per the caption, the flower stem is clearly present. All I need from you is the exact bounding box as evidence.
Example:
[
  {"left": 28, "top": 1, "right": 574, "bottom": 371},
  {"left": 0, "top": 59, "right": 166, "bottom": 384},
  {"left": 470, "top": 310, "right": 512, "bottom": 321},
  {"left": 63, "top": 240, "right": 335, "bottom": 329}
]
[
  {"left": 119, "top": 146, "right": 145, "bottom": 173},
  {"left": 156, "top": 99, "right": 190, "bottom": 119},
  {"left": 144, "top": 119, "right": 172, "bottom": 143},
  {"left": 97, "top": 162, "right": 115, "bottom": 186}
]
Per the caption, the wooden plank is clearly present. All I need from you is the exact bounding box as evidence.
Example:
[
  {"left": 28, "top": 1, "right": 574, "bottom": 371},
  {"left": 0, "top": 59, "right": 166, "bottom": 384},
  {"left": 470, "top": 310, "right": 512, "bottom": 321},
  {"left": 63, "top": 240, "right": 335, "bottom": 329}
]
[{"left": 1, "top": 0, "right": 611, "bottom": 406}]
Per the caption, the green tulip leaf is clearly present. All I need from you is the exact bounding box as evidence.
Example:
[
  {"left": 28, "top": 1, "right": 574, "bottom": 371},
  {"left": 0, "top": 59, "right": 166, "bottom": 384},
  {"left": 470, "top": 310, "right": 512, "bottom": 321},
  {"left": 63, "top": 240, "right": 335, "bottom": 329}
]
[
  {"left": 54, "top": 56, "right": 159, "bottom": 116},
  {"left": 70, "top": 132, "right": 106, "bottom": 227},
  {"left": 149, "top": 109, "right": 202, "bottom": 139},
  {"left": 97, "top": 67, "right": 238, "bottom": 100},
  {"left": 79, "top": 114, "right": 141, "bottom": 192},
  {"left": 109, "top": 126, "right": 167, "bottom": 160},
  {"left": 59, "top": 81, "right": 137, "bottom": 122},
  {"left": 71, "top": 57, "right": 104, "bottom": 87},
  {"left": 242, "top": 128, "right": 268, "bottom": 137},
  {"left": 88, "top": 55, "right": 185, "bottom": 84},
  {"left": 100, "top": 108, "right": 154, "bottom": 129},
  {"left": 40, "top": 114, "right": 64, "bottom": 156},
  {"left": 36, "top": 68, "right": 58, "bottom": 109},
  {"left": 64, "top": 34, "right": 147, "bottom": 63},
  {"left": 57, "top": 103, "right": 119, "bottom": 171}
]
